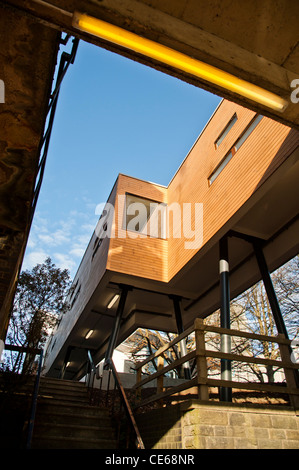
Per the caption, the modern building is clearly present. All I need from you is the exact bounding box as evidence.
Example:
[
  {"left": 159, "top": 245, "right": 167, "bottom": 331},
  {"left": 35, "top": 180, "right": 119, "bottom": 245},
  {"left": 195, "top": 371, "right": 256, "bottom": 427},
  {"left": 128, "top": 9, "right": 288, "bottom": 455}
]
[
  {"left": 43, "top": 99, "right": 299, "bottom": 380},
  {"left": 1, "top": 1, "right": 299, "bottom": 349}
]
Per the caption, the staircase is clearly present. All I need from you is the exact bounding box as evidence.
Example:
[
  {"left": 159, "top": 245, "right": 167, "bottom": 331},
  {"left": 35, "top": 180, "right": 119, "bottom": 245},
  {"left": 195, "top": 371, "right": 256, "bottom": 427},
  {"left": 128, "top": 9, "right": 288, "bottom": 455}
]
[{"left": 30, "top": 377, "right": 117, "bottom": 449}]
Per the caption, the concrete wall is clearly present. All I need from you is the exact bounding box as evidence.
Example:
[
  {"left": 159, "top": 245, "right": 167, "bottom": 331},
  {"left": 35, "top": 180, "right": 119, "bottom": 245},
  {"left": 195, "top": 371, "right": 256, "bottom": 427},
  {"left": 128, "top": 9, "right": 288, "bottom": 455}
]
[{"left": 136, "top": 400, "right": 299, "bottom": 449}]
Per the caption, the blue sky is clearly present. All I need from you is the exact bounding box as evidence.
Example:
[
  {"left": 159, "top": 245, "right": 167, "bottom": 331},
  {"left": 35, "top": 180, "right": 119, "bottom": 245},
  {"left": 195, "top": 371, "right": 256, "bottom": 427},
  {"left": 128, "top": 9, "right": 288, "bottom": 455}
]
[{"left": 22, "top": 39, "right": 221, "bottom": 279}]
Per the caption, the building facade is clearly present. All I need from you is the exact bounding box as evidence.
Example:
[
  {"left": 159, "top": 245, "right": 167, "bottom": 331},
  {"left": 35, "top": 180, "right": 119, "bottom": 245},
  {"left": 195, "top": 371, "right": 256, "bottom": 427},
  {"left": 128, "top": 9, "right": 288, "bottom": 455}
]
[{"left": 43, "top": 99, "right": 299, "bottom": 380}]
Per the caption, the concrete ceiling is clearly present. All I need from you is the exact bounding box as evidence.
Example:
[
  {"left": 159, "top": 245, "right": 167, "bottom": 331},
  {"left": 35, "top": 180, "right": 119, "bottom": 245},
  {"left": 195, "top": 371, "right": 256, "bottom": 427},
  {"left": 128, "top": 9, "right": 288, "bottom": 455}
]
[
  {"left": 1, "top": 0, "right": 298, "bottom": 342},
  {"left": 3, "top": 0, "right": 299, "bottom": 128}
]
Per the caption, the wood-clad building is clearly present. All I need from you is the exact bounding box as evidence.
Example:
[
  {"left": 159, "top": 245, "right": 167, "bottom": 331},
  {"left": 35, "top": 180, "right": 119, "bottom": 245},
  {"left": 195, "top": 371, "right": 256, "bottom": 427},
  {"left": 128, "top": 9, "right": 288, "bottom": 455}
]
[{"left": 43, "top": 100, "right": 299, "bottom": 379}]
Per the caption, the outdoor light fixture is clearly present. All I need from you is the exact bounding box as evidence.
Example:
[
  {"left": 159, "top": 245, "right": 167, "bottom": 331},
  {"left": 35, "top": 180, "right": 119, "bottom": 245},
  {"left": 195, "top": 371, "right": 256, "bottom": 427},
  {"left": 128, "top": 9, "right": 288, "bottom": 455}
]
[
  {"left": 85, "top": 329, "right": 94, "bottom": 339},
  {"left": 66, "top": 362, "right": 71, "bottom": 367},
  {"left": 107, "top": 294, "right": 120, "bottom": 309},
  {"left": 72, "top": 12, "right": 288, "bottom": 112}
]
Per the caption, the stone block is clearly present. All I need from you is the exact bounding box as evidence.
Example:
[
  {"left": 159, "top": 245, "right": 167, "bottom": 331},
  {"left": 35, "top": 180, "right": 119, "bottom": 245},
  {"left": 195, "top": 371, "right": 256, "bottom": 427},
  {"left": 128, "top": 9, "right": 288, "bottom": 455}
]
[
  {"left": 229, "top": 412, "right": 246, "bottom": 426},
  {"left": 252, "top": 427, "right": 269, "bottom": 439},
  {"left": 257, "top": 438, "right": 283, "bottom": 449},
  {"left": 227, "top": 425, "right": 247, "bottom": 437},
  {"left": 269, "top": 428, "right": 286, "bottom": 440},
  {"left": 270, "top": 415, "right": 297, "bottom": 430},
  {"left": 196, "top": 409, "right": 228, "bottom": 426},
  {"left": 234, "top": 437, "right": 257, "bottom": 449},
  {"left": 214, "top": 426, "right": 228, "bottom": 436},
  {"left": 282, "top": 440, "right": 299, "bottom": 449},
  {"left": 249, "top": 414, "right": 271, "bottom": 428},
  {"left": 205, "top": 436, "right": 234, "bottom": 449},
  {"left": 286, "top": 429, "right": 299, "bottom": 440}
]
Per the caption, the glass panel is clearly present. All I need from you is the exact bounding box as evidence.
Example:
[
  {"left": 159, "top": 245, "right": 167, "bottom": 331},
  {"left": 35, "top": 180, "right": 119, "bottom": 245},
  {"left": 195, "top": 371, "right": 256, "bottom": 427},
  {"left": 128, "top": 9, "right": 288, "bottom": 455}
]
[
  {"left": 209, "top": 114, "right": 263, "bottom": 184},
  {"left": 125, "top": 194, "right": 167, "bottom": 238},
  {"left": 215, "top": 113, "right": 238, "bottom": 148}
]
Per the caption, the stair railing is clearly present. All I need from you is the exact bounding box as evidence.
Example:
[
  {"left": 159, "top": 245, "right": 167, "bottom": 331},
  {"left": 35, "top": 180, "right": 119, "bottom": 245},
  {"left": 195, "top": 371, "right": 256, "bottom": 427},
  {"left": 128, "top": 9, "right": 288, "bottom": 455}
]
[
  {"left": 2, "top": 343, "right": 44, "bottom": 449},
  {"left": 26, "top": 348, "right": 44, "bottom": 449},
  {"left": 85, "top": 350, "right": 144, "bottom": 448},
  {"left": 105, "top": 358, "right": 145, "bottom": 449}
]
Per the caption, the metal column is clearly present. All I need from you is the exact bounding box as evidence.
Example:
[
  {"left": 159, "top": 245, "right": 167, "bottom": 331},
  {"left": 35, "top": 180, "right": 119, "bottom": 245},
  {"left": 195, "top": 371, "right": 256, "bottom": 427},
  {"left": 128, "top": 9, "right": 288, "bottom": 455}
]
[
  {"left": 253, "top": 241, "right": 299, "bottom": 387},
  {"left": 219, "top": 237, "right": 232, "bottom": 402},
  {"left": 253, "top": 241, "right": 289, "bottom": 337},
  {"left": 104, "top": 286, "right": 130, "bottom": 369},
  {"left": 60, "top": 345, "right": 74, "bottom": 379},
  {"left": 170, "top": 295, "right": 191, "bottom": 379}
]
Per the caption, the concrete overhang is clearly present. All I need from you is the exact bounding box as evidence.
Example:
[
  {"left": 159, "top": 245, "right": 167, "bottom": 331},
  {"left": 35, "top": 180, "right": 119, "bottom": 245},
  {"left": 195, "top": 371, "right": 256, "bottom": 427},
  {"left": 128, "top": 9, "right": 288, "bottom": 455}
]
[{"left": 3, "top": 0, "right": 299, "bottom": 129}]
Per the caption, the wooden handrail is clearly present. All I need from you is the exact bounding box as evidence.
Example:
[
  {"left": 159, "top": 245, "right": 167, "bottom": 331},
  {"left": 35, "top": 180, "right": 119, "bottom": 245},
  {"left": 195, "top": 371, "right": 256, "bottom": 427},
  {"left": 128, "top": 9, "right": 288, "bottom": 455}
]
[
  {"left": 134, "top": 324, "right": 194, "bottom": 370},
  {"left": 132, "top": 351, "right": 196, "bottom": 390},
  {"left": 133, "top": 317, "right": 299, "bottom": 410},
  {"left": 196, "top": 348, "right": 299, "bottom": 370},
  {"left": 195, "top": 320, "right": 292, "bottom": 345}
]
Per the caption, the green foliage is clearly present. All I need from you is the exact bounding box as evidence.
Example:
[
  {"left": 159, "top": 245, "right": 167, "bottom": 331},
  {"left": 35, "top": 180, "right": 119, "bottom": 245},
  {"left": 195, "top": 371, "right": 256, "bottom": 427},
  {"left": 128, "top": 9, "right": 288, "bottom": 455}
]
[{"left": 3, "top": 257, "right": 71, "bottom": 373}]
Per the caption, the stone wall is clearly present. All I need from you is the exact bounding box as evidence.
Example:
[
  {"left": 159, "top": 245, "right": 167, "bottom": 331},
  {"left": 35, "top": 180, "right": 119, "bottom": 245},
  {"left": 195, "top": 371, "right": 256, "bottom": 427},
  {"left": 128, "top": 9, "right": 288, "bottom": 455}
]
[{"left": 135, "top": 400, "right": 299, "bottom": 449}]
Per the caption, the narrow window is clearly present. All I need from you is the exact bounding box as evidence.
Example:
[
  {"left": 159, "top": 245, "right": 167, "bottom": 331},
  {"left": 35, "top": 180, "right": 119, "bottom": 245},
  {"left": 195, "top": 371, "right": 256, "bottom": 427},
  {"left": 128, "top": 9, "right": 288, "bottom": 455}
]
[
  {"left": 215, "top": 113, "right": 238, "bottom": 148},
  {"left": 209, "top": 114, "right": 263, "bottom": 184},
  {"left": 92, "top": 208, "right": 110, "bottom": 260},
  {"left": 70, "top": 284, "right": 81, "bottom": 309}
]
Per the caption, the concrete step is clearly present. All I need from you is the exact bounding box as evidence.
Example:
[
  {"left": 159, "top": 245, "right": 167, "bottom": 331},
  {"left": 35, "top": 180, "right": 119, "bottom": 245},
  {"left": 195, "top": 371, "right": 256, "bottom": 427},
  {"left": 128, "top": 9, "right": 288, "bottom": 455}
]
[
  {"left": 32, "top": 421, "right": 116, "bottom": 440},
  {"left": 33, "top": 409, "right": 112, "bottom": 427},
  {"left": 31, "top": 377, "right": 118, "bottom": 449},
  {"left": 38, "top": 377, "right": 89, "bottom": 403},
  {"left": 31, "top": 435, "right": 117, "bottom": 449},
  {"left": 35, "top": 400, "right": 109, "bottom": 417},
  {"left": 39, "top": 377, "right": 86, "bottom": 390}
]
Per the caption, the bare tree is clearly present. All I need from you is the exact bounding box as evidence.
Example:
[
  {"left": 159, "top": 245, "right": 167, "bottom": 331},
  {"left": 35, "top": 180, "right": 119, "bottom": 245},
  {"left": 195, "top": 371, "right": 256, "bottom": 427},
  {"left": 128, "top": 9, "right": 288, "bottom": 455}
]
[
  {"left": 126, "top": 328, "right": 195, "bottom": 378},
  {"left": 204, "top": 256, "right": 299, "bottom": 383}
]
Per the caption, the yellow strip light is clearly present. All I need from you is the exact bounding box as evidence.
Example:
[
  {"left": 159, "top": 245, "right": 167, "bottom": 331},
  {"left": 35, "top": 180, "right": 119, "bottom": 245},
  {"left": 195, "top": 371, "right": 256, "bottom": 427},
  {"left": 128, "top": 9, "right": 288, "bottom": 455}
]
[{"left": 73, "top": 12, "right": 288, "bottom": 112}]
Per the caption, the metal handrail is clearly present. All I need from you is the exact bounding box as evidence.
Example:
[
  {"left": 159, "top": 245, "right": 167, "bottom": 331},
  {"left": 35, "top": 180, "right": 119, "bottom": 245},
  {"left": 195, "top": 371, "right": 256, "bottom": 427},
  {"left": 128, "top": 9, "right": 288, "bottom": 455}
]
[
  {"left": 26, "top": 349, "right": 43, "bottom": 449},
  {"left": 86, "top": 349, "right": 98, "bottom": 389},
  {"left": 106, "top": 358, "right": 145, "bottom": 449},
  {"left": 2, "top": 344, "right": 44, "bottom": 449},
  {"left": 85, "top": 351, "right": 144, "bottom": 449}
]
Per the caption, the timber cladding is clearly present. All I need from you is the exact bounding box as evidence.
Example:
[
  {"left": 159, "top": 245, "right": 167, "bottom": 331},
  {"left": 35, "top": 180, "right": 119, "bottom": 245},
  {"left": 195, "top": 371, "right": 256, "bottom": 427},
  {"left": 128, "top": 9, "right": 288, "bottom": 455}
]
[
  {"left": 105, "top": 100, "right": 299, "bottom": 283},
  {"left": 107, "top": 174, "right": 168, "bottom": 282}
]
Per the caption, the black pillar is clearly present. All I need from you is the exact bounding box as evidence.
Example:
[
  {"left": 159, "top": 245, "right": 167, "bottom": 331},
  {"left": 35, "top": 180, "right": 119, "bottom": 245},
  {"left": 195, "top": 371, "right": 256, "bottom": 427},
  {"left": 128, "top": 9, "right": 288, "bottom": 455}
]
[
  {"left": 219, "top": 237, "right": 232, "bottom": 402},
  {"left": 60, "top": 345, "right": 74, "bottom": 379},
  {"left": 253, "top": 241, "right": 288, "bottom": 337},
  {"left": 104, "top": 286, "right": 129, "bottom": 369},
  {"left": 253, "top": 241, "right": 299, "bottom": 387},
  {"left": 170, "top": 295, "right": 191, "bottom": 380}
]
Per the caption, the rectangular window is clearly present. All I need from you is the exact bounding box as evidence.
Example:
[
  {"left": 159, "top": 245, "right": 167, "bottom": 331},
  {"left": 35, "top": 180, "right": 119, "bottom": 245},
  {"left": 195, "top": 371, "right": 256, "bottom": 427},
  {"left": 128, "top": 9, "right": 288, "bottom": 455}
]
[
  {"left": 124, "top": 193, "right": 167, "bottom": 239},
  {"left": 209, "top": 114, "right": 263, "bottom": 185},
  {"left": 215, "top": 113, "right": 238, "bottom": 148}
]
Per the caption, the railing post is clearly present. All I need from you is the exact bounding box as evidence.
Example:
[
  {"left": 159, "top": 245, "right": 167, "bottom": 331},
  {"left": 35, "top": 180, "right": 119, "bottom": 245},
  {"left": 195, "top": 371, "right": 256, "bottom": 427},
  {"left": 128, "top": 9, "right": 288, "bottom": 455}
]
[
  {"left": 278, "top": 334, "right": 299, "bottom": 411},
  {"left": 195, "top": 319, "right": 209, "bottom": 401},
  {"left": 136, "top": 366, "right": 142, "bottom": 401},
  {"left": 157, "top": 355, "right": 164, "bottom": 407}
]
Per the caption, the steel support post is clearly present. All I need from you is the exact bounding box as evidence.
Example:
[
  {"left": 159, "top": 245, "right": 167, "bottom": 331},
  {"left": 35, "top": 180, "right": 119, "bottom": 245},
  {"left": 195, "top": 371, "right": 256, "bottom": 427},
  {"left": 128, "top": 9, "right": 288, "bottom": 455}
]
[
  {"left": 170, "top": 295, "right": 191, "bottom": 379},
  {"left": 60, "top": 345, "right": 74, "bottom": 379},
  {"left": 253, "top": 242, "right": 299, "bottom": 387},
  {"left": 219, "top": 237, "right": 232, "bottom": 402},
  {"left": 104, "top": 286, "right": 130, "bottom": 369}
]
